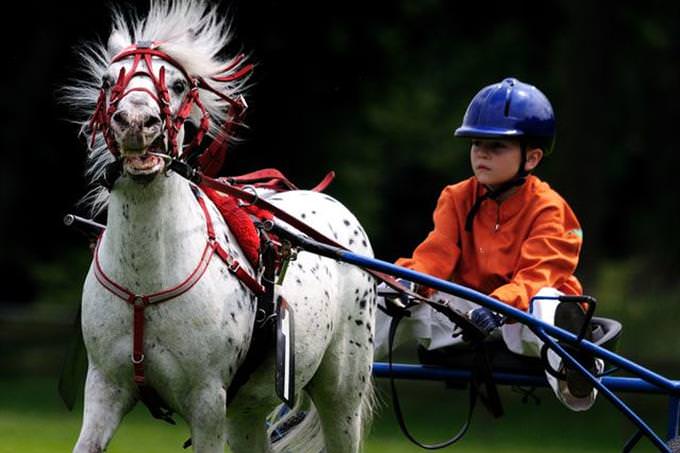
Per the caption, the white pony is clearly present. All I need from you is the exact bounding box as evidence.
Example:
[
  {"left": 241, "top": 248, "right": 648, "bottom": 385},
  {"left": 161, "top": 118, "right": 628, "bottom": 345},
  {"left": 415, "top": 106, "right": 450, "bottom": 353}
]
[{"left": 63, "top": 1, "right": 376, "bottom": 452}]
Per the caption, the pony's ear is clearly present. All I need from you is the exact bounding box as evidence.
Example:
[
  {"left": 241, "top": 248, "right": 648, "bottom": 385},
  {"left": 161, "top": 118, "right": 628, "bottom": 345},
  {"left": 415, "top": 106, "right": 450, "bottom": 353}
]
[{"left": 107, "top": 31, "right": 128, "bottom": 58}]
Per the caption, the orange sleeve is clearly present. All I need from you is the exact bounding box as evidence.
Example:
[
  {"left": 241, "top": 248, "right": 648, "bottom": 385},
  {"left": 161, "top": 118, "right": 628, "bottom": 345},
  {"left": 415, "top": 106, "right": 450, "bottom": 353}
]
[
  {"left": 395, "top": 186, "right": 462, "bottom": 280},
  {"left": 490, "top": 203, "right": 582, "bottom": 311}
]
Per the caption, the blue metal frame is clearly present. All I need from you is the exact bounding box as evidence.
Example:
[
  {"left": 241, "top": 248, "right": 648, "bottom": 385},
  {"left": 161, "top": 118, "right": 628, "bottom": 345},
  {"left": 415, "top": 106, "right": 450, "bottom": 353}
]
[{"left": 327, "top": 250, "right": 680, "bottom": 451}]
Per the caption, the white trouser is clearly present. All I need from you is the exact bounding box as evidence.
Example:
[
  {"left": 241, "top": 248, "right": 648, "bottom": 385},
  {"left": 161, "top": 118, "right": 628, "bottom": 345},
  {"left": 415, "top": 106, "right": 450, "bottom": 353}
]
[{"left": 374, "top": 287, "right": 602, "bottom": 411}]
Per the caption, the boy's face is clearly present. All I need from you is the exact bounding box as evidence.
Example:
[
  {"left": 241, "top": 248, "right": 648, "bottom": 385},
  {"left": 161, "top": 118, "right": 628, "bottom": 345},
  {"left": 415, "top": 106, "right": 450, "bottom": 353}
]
[{"left": 470, "top": 138, "right": 523, "bottom": 188}]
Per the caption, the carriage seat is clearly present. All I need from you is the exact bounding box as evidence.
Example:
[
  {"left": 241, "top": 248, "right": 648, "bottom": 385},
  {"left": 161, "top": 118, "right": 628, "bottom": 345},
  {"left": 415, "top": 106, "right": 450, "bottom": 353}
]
[{"left": 417, "top": 316, "right": 622, "bottom": 376}]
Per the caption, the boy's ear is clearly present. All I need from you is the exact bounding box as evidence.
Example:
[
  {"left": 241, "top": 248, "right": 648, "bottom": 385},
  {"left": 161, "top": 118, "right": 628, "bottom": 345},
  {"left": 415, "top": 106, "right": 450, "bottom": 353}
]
[{"left": 524, "top": 147, "right": 544, "bottom": 172}]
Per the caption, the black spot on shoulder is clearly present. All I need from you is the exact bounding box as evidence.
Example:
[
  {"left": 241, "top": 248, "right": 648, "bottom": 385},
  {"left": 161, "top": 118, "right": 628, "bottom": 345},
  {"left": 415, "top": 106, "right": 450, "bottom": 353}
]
[
  {"left": 355, "top": 320, "right": 363, "bottom": 326},
  {"left": 343, "top": 219, "right": 351, "bottom": 226}
]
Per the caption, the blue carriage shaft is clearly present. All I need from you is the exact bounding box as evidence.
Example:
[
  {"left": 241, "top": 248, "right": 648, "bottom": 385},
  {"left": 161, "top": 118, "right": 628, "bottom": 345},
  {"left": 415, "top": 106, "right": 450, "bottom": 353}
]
[{"left": 290, "top": 236, "right": 680, "bottom": 451}]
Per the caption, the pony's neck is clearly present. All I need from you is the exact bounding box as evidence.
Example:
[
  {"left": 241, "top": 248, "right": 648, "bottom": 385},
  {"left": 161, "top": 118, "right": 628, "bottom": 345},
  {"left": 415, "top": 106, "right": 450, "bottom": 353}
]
[{"left": 100, "top": 173, "right": 206, "bottom": 290}]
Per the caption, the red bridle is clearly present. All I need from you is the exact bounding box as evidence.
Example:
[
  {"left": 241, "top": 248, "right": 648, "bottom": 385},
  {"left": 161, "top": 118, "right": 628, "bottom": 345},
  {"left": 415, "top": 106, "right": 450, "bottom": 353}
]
[{"left": 88, "top": 40, "right": 253, "bottom": 173}]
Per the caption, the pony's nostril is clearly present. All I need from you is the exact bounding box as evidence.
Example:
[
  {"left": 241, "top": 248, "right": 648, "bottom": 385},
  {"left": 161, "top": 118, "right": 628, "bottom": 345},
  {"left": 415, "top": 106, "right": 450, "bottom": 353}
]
[
  {"left": 144, "top": 115, "right": 161, "bottom": 129},
  {"left": 112, "top": 111, "right": 130, "bottom": 128}
]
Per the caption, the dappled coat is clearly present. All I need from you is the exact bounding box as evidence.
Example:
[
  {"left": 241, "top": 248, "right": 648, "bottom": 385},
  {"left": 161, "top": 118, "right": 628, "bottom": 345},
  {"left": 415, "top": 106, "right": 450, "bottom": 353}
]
[{"left": 397, "top": 175, "right": 583, "bottom": 311}]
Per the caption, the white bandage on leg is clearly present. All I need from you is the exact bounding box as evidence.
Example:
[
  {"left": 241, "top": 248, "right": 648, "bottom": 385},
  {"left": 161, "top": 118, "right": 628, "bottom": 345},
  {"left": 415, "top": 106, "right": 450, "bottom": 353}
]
[{"left": 502, "top": 287, "right": 602, "bottom": 411}]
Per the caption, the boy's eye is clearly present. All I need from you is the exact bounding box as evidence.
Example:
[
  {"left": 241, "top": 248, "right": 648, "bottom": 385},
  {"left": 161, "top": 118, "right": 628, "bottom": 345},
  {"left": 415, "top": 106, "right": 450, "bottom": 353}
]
[{"left": 471, "top": 140, "right": 481, "bottom": 147}]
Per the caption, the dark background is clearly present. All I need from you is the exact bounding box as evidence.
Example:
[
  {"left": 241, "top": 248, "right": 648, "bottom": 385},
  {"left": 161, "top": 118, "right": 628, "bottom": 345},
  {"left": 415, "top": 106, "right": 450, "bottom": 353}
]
[{"left": 1, "top": 0, "right": 679, "bottom": 336}]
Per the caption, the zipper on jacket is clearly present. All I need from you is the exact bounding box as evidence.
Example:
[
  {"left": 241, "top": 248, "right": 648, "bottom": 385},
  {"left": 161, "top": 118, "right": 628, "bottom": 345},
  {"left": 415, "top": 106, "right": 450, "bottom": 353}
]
[{"left": 495, "top": 205, "right": 500, "bottom": 232}]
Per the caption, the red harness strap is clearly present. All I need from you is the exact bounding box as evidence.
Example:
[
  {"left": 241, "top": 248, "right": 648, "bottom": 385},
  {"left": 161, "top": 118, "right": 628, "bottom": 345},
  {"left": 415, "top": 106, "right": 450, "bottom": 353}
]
[{"left": 93, "top": 193, "right": 264, "bottom": 386}]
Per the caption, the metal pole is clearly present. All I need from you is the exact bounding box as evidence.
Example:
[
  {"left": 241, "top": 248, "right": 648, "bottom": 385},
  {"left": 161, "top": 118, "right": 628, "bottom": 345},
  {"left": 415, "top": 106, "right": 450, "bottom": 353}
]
[
  {"left": 337, "top": 249, "right": 680, "bottom": 395},
  {"left": 373, "top": 363, "right": 679, "bottom": 395},
  {"left": 669, "top": 397, "right": 680, "bottom": 441}
]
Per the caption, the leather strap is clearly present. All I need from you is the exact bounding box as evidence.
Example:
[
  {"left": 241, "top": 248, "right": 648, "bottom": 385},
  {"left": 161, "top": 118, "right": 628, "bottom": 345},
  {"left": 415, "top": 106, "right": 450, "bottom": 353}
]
[
  {"left": 195, "top": 173, "right": 413, "bottom": 296},
  {"left": 92, "top": 192, "right": 262, "bottom": 388}
]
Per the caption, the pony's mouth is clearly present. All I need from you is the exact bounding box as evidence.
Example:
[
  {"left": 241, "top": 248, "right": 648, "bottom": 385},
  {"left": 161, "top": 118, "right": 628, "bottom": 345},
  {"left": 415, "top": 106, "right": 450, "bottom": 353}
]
[{"left": 122, "top": 137, "right": 167, "bottom": 177}]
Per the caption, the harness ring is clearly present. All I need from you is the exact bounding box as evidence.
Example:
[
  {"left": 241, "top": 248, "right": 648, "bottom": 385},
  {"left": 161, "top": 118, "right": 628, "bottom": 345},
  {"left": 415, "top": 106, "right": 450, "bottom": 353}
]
[{"left": 238, "top": 185, "right": 259, "bottom": 207}]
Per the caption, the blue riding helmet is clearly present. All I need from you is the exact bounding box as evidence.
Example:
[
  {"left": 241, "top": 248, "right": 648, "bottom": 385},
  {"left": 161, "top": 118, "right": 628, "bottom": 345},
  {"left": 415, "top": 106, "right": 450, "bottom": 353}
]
[{"left": 454, "top": 78, "right": 556, "bottom": 154}]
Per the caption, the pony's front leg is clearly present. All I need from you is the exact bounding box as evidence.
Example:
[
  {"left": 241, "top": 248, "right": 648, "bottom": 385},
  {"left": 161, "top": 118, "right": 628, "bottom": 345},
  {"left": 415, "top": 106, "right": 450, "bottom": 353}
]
[
  {"left": 224, "top": 397, "right": 274, "bottom": 453},
  {"left": 185, "top": 382, "right": 228, "bottom": 453},
  {"left": 73, "top": 365, "right": 135, "bottom": 453}
]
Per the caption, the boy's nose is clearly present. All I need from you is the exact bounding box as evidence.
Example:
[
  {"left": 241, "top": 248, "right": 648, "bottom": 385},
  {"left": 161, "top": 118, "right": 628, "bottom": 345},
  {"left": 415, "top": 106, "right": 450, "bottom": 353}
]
[{"left": 473, "top": 146, "right": 491, "bottom": 157}]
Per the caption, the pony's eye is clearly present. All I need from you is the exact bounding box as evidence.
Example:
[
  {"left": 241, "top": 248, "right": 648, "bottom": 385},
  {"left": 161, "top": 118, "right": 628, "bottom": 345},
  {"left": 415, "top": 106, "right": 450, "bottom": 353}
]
[
  {"left": 101, "top": 74, "right": 114, "bottom": 89},
  {"left": 171, "top": 79, "right": 187, "bottom": 94}
]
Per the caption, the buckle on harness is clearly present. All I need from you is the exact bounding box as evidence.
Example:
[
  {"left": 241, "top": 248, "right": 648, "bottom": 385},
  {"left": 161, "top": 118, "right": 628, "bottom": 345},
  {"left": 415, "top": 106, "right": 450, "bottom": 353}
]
[
  {"left": 238, "top": 185, "right": 259, "bottom": 207},
  {"left": 228, "top": 258, "right": 241, "bottom": 273},
  {"left": 132, "top": 295, "right": 146, "bottom": 306},
  {"left": 132, "top": 353, "right": 145, "bottom": 364}
]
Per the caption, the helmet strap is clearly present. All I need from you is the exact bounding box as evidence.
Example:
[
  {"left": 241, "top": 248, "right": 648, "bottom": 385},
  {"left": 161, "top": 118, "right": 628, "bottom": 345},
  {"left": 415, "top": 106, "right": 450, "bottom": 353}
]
[
  {"left": 465, "top": 139, "right": 530, "bottom": 232},
  {"left": 465, "top": 176, "right": 526, "bottom": 232},
  {"left": 517, "top": 141, "right": 529, "bottom": 177}
]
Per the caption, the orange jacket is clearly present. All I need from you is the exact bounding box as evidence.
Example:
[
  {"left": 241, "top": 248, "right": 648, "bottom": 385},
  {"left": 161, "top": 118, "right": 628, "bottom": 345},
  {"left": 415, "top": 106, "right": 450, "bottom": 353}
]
[{"left": 396, "top": 175, "right": 583, "bottom": 311}]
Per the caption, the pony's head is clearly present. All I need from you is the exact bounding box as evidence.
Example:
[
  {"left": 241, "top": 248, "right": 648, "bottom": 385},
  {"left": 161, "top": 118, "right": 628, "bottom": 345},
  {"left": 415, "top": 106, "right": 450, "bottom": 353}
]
[{"left": 63, "top": 1, "right": 252, "bottom": 208}]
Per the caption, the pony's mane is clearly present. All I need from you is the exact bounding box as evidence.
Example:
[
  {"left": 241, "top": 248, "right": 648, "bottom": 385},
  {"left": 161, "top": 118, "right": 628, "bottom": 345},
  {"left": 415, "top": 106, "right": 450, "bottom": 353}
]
[{"left": 61, "top": 0, "right": 251, "bottom": 215}]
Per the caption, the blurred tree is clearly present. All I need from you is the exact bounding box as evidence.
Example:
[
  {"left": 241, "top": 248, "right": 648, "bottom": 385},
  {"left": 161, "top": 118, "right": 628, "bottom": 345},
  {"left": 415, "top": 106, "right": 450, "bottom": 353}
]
[{"left": 1, "top": 0, "right": 679, "bottom": 307}]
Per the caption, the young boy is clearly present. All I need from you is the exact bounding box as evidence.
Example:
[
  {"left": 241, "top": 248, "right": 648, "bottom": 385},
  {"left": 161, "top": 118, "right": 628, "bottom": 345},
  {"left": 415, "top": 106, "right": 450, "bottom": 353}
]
[{"left": 375, "top": 77, "right": 602, "bottom": 411}]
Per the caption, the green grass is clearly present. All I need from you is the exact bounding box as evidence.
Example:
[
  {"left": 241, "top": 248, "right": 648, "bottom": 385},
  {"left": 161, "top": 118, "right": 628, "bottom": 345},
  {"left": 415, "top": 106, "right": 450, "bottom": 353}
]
[{"left": 0, "top": 376, "right": 673, "bottom": 452}]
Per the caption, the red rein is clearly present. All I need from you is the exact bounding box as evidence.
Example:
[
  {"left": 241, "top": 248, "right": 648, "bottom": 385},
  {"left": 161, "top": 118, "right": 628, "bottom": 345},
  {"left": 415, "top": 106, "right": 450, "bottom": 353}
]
[{"left": 88, "top": 41, "right": 253, "bottom": 176}]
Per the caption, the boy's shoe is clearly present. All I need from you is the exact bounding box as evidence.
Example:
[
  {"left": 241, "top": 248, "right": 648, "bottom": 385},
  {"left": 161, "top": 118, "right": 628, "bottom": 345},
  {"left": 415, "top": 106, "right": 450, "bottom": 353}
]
[
  {"left": 270, "top": 411, "right": 307, "bottom": 443},
  {"left": 554, "top": 302, "right": 596, "bottom": 398}
]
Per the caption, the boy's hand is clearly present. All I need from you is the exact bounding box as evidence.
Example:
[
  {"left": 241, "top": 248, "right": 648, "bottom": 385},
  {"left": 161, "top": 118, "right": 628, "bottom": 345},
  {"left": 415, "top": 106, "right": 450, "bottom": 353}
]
[{"left": 468, "top": 307, "right": 503, "bottom": 336}]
